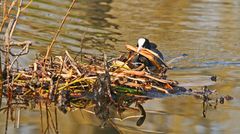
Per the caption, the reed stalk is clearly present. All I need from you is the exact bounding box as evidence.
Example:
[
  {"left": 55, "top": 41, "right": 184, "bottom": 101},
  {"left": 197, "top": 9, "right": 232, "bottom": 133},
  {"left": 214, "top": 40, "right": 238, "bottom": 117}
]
[{"left": 44, "top": 0, "right": 77, "bottom": 63}]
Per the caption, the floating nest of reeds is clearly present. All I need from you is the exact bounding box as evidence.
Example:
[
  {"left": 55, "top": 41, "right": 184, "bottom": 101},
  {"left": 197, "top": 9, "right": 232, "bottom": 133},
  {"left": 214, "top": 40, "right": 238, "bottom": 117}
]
[{"left": 1, "top": 44, "right": 233, "bottom": 127}]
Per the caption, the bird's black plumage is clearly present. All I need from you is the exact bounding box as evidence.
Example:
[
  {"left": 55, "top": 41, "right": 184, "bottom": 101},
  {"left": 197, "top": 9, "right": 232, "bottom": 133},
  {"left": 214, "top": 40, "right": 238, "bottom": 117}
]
[
  {"left": 133, "top": 38, "right": 165, "bottom": 71},
  {"left": 137, "top": 38, "right": 164, "bottom": 60}
]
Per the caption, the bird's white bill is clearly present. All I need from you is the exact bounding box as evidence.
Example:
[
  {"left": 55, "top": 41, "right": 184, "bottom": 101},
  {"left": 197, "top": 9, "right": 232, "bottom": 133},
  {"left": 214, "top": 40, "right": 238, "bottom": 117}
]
[{"left": 137, "top": 46, "right": 142, "bottom": 53}]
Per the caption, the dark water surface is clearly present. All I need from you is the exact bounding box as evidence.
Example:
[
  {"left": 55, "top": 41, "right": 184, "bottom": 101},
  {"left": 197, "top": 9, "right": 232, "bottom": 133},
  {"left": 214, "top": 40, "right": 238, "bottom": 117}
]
[{"left": 0, "top": 0, "right": 240, "bottom": 133}]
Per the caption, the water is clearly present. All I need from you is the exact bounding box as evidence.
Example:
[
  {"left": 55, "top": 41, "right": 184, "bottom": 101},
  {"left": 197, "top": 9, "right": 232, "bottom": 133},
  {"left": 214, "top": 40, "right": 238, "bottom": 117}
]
[{"left": 0, "top": 0, "right": 240, "bottom": 133}]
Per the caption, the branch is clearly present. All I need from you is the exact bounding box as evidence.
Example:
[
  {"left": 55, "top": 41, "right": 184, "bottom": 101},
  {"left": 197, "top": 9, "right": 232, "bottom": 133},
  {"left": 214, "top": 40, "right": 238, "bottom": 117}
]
[{"left": 44, "top": 0, "right": 77, "bottom": 61}]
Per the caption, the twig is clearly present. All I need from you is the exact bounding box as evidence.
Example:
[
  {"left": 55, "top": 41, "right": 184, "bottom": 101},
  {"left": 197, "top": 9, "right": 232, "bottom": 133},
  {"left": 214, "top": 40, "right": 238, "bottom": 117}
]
[
  {"left": 54, "top": 107, "right": 59, "bottom": 134},
  {"left": 47, "top": 110, "right": 57, "bottom": 134},
  {"left": 40, "top": 102, "right": 44, "bottom": 134},
  {"left": 44, "top": 102, "right": 50, "bottom": 134},
  {"left": 21, "top": 0, "right": 32, "bottom": 11},
  {"left": 5, "top": 106, "right": 10, "bottom": 134},
  {"left": 2, "top": 1, "right": 24, "bottom": 118},
  {"left": 16, "top": 107, "right": 21, "bottom": 128},
  {"left": 166, "top": 54, "right": 188, "bottom": 65},
  {"left": 65, "top": 50, "right": 81, "bottom": 75},
  {"left": 80, "top": 32, "right": 86, "bottom": 62},
  {"left": 10, "top": 40, "right": 32, "bottom": 47},
  {"left": 0, "top": 0, "right": 17, "bottom": 108},
  {"left": 44, "top": 0, "right": 77, "bottom": 62},
  {"left": 152, "top": 85, "right": 169, "bottom": 94},
  {"left": 113, "top": 115, "right": 143, "bottom": 121},
  {"left": 9, "top": 41, "right": 31, "bottom": 69},
  {"left": 0, "top": 72, "right": 2, "bottom": 108},
  {"left": 103, "top": 53, "right": 114, "bottom": 102},
  {"left": 53, "top": 54, "right": 66, "bottom": 134},
  {"left": 0, "top": 0, "right": 17, "bottom": 32},
  {"left": 4, "top": 18, "right": 15, "bottom": 134},
  {"left": 9, "top": 0, "right": 23, "bottom": 39},
  {"left": 74, "top": 32, "right": 86, "bottom": 61},
  {"left": 145, "top": 74, "right": 174, "bottom": 84}
]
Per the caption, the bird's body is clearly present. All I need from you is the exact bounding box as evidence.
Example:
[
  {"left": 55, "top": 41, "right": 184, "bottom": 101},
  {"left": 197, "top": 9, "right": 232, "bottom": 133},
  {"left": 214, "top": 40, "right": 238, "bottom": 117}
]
[
  {"left": 132, "top": 38, "right": 165, "bottom": 71},
  {"left": 145, "top": 42, "right": 164, "bottom": 60}
]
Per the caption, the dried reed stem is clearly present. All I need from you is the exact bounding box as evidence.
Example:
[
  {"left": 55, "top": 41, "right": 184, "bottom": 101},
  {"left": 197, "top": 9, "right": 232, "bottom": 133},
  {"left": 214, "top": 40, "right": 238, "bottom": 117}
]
[
  {"left": 1, "top": 0, "right": 8, "bottom": 31},
  {"left": 44, "top": 102, "right": 50, "bottom": 134},
  {"left": 54, "top": 107, "right": 59, "bottom": 134},
  {"left": 52, "top": 54, "right": 66, "bottom": 134},
  {"left": 3, "top": 0, "right": 24, "bottom": 131},
  {"left": 40, "top": 102, "right": 44, "bottom": 134},
  {"left": 16, "top": 108, "right": 21, "bottom": 128},
  {"left": 47, "top": 109, "right": 57, "bottom": 133},
  {"left": 44, "top": 0, "right": 76, "bottom": 62},
  {"left": 21, "top": 0, "right": 32, "bottom": 11},
  {"left": 74, "top": 32, "right": 86, "bottom": 61},
  {"left": 5, "top": 107, "right": 10, "bottom": 134},
  {"left": 0, "top": 0, "right": 17, "bottom": 32},
  {"left": 0, "top": 60, "right": 2, "bottom": 108},
  {"left": 0, "top": 0, "right": 16, "bottom": 108},
  {"left": 9, "top": 0, "right": 23, "bottom": 38},
  {"left": 4, "top": 19, "right": 14, "bottom": 134}
]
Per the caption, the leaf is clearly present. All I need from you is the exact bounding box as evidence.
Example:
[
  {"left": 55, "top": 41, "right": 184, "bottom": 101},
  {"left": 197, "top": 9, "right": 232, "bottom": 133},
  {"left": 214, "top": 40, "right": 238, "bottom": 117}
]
[
  {"left": 111, "top": 60, "right": 131, "bottom": 70},
  {"left": 113, "top": 86, "right": 144, "bottom": 94}
]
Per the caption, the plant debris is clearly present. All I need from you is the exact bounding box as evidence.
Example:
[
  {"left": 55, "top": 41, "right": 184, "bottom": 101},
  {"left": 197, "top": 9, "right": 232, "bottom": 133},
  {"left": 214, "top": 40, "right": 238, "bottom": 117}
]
[{"left": 0, "top": 44, "right": 233, "bottom": 127}]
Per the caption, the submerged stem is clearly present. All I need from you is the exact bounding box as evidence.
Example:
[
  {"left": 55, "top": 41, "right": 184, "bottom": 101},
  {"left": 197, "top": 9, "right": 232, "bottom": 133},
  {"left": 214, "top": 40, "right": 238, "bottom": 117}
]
[
  {"left": 40, "top": 102, "right": 44, "bottom": 134},
  {"left": 44, "top": 103, "right": 50, "bottom": 134}
]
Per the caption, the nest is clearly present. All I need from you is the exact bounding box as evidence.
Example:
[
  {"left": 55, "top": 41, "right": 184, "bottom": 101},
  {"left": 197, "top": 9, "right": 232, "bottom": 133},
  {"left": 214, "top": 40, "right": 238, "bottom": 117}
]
[{"left": 1, "top": 45, "right": 232, "bottom": 127}]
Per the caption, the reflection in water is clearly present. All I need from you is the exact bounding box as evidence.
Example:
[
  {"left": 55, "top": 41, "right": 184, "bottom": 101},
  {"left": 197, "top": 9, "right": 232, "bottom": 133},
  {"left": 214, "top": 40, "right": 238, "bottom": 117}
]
[
  {"left": 77, "top": 0, "right": 117, "bottom": 28},
  {"left": 71, "top": 0, "right": 120, "bottom": 53},
  {"left": 0, "top": 0, "right": 240, "bottom": 133},
  {"left": 1, "top": 0, "right": 120, "bottom": 57}
]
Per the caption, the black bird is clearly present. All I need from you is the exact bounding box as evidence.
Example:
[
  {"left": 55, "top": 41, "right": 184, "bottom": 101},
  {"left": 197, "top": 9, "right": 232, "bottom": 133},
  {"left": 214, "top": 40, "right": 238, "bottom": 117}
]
[
  {"left": 133, "top": 38, "right": 166, "bottom": 71},
  {"left": 137, "top": 37, "right": 164, "bottom": 60}
]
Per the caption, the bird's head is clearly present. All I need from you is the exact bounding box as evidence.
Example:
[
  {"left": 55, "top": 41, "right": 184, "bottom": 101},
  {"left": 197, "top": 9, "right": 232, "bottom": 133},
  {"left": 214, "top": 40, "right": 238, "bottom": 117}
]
[{"left": 137, "top": 37, "right": 149, "bottom": 53}]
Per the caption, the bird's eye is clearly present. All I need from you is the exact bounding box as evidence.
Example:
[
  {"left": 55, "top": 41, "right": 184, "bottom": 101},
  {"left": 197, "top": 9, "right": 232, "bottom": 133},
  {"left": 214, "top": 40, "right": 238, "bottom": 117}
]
[{"left": 137, "top": 44, "right": 139, "bottom": 47}]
